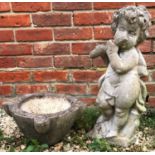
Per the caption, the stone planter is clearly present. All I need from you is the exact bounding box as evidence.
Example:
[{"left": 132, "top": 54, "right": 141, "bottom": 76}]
[{"left": 3, "top": 93, "right": 84, "bottom": 145}]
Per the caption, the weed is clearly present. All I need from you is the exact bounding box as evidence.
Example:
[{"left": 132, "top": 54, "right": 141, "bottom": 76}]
[
  {"left": 74, "top": 106, "right": 101, "bottom": 131},
  {"left": 23, "top": 139, "right": 48, "bottom": 152},
  {"left": 88, "top": 138, "right": 112, "bottom": 152},
  {"left": 140, "top": 109, "right": 155, "bottom": 130}
]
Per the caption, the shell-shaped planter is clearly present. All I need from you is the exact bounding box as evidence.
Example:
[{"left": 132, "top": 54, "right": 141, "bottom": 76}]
[{"left": 3, "top": 93, "right": 84, "bottom": 145}]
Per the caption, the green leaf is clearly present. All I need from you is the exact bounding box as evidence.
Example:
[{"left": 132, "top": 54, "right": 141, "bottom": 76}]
[
  {"left": 41, "top": 144, "right": 48, "bottom": 149},
  {"left": 24, "top": 145, "right": 35, "bottom": 152}
]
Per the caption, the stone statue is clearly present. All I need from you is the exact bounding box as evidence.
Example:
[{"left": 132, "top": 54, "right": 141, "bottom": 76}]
[{"left": 89, "top": 6, "right": 151, "bottom": 147}]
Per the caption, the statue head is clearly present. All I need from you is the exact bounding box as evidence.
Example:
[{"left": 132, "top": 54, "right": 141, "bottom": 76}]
[{"left": 111, "top": 6, "right": 151, "bottom": 50}]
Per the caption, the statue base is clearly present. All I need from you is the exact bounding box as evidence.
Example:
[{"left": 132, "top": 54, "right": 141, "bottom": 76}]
[{"left": 89, "top": 117, "right": 138, "bottom": 147}]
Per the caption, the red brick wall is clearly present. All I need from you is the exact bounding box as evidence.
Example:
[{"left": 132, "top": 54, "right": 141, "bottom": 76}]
[{"left": 0, "top": 2, "right": 155, "bottom": 106}]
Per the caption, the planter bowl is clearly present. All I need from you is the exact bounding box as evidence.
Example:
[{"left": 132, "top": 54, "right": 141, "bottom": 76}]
[{"left": 3, "top": 93, "right": 84, "bottom": 145}]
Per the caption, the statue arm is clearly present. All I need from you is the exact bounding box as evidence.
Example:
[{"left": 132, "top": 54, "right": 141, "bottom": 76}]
[
  {"left": 90, "top": 44, "right": 106, "bottom": 58},
  {"left": 106, "top": 40, "right": 138, "bottom": 74}
]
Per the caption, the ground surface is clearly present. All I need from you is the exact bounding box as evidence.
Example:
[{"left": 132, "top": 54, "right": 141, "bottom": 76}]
[{"left": 0, "top": 108, "right": 155, "bottom": 152}]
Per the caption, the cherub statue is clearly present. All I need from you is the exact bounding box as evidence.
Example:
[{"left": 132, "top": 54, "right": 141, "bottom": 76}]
[{"left": 89, "top": 6, "right": 151, "bottom": 147}]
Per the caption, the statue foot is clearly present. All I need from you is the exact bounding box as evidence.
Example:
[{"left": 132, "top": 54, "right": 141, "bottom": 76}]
[{"left": 106, "top": 130, "right": 118, "bottom": 138}]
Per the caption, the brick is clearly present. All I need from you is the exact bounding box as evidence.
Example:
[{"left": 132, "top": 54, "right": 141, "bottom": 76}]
[
  {"left": 16, "top": 84, "right": 49, "bottom": 95},
  {"left": 72, "top": 70, "right": 102, "bottom": 82},
  {"left": 154, "top": 41, "right": 155, "bottom": 52},
  {"left": 0, "top": 85, "right": 12, "bottom": 96},
  {"left": 0, "top": 2, "right": 10, "bottom": 12},
  {"left": 54, "top": 56, "right": 91, "bottom": 68},
  {"left": 0, "top": 30, "right": 14, "bottom": 42},
  {"left": 136, "top": 2, "right": 155, "bottom": 7},
  {"left": 146, "top": 83, "right": 155, "bottom": 95},
  {"left": 16, "top": 29, "right": 52, "bottom": 41},
  {"left": 17, "top": 57, "right": 53, "bottom": 68},
  {"left": 94, "top": 2, "right": 135, "bottom": 9},
  {"left": 34, "top": 43, "right": 70, "bottom": 55},
  {"left": 74, "top": 12, "right": 112, "bottom": 26},
  {"left": 33, "top": 70, "right": 68, "bottom": 82},
  {"left": 79, "top": 97, "right": 96, "bottom": 106},
  {"left": 54, "top": 28, "right": 92, "bottom": 41},
  {"left": 72, "top": 42, "right": 97, "bottom": 55},
  {"left": 0, "top": 44, "right": 32, "bottom": 56},
  {"left": 0, "top": 14, "right": 30, "bottom": 27},
  {"left": 151, "top": 71, "right": 155, "bottom": 81},
  {"left": 149, "top": 9, "right": 155, "bottom": 19},
  {"left": 148, "top": 25, "right": 155, "bottom": 38},
  {"left": 138, "top": 40, "right": 152, "bottom": 53},
  {"left": 0, "top": 71, "right": 30, "bottom": 83},
  {"left": 0, "top": 57, "right": 16, "bottom": 68},
  {"left": 92, "top": 56, "right": 107, "bottom": 67},
  {"left": 33, "top": 13, "right": 71, "bottom": 27},
  {"left": 12, "top": 2, "right": 51, "bottom": 12},
  {"left": 94, "top": 27, "right": 113, "bottom": 40},
  {"left": 56, "top": 84, "right": 86, "bottom": 95},
  {"left": 52, "top": 2, "right": 92, "bottom": 11},
  {"left": 89, "top": 84, "right": 99, "bottom": 95},
  {"left": 144, "top": 55, "right": 155, "bottom": 69},
  {"left": 148, "top": 97, "right": 155, "bottom": 107}
]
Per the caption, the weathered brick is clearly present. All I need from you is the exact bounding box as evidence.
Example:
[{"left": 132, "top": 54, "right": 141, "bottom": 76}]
[
  {"left": 0, "top": 44, "right": 32, "bottom": 56},
  {"left": 52, "top": 2, "right": 92, "bottom": 11},
  {"left": 94, "top": 2, "right": 135, "bottom": 9},
  {"left": 0, "top": 30, "right": 14, "bottom": 42},
  {"left": 17, "top": 57, "right": 53, "bottom": 68},
  {"left": 72, "top": 42, "right": 97, "bottom": 55},
  {"left": 56, "top": 84, "right": 86, "bottom": 95},
  {"left": 0, "top": 85, "right": 12, "bottom": 96},
  {"left": 33, "top": 13, "right": 71, "bottom": 27},
  {"left": 12, "top": 2, "right": 51, "bottom": 12},
  {"left": 94, "top": 27, "right": 113, "bottom": 40},
  {"left": 54, "top": 28, "right": 92, "bottom": 41},
  {"left": 0, "top": 14, "right": 30, "bottom": 27},
  {"left": 138, "top": 40, "right": 152, "bottom": 53},
  {"left": 74, "top": 12, "right": 112, "bottom": 26},
  {"left": 0, "top": 57, "right": 16, "bottom": 68},
  {"left": 72, "top": 70, "right": 102, "bottom": 82},
  {"left": 33, "top": 70, "right": 68, "bottom": 82},
  {"left": 16, "top": 29, "right": 52, "bottom": 41},
  {"left": 0, "top": 2, "right": 10, "bottom": 12},
  {"left": 54, "top": 55, "right": 91, "bottom": 68},
  {"left": 16, "top": 84, "right": 49, "bottom": 95},
  {"left": 0, "top": 71, "right": 30, "bottom": 83},
  {"left": 34, "top": 43, "right": 70, "bottom": 55},
  {"left": 144, "top": 55, "right": 155, "bottom": 69}
]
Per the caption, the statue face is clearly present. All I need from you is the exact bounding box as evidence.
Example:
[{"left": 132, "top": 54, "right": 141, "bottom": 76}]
[{"left": 114, "top": 17, "right": 140, "bottom": 50}]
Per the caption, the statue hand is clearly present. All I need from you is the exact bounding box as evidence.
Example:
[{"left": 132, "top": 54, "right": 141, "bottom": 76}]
[{"left": 106, "top": 40, "right": 118, "bottom": 55}]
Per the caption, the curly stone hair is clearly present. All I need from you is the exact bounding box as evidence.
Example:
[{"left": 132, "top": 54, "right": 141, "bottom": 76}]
[{"left": 111, "top": 6, "right": 151, "bottom": 44}]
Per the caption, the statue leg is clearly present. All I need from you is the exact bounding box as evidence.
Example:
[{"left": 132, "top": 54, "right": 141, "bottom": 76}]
[
  {"left": 96, "top": 95, "right": 113, "bottom": 122},
  {"left": 106, "top": 78, "right": 140, "bottom": 137}
]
